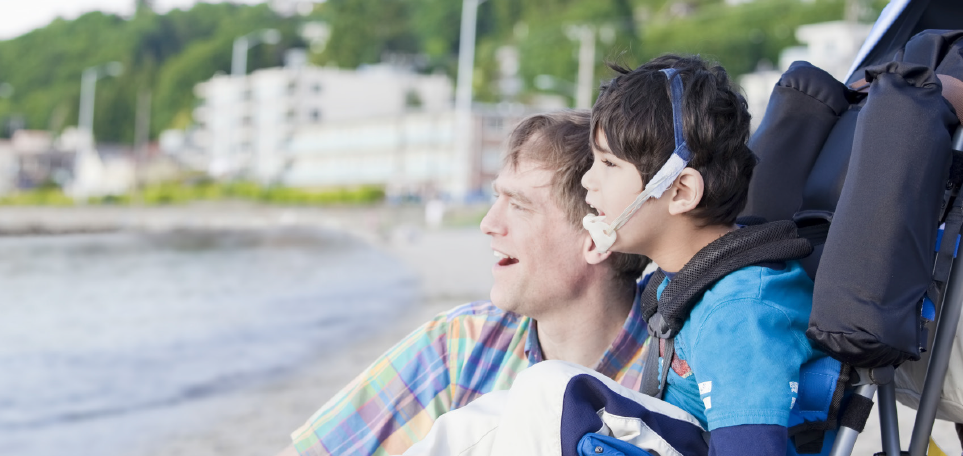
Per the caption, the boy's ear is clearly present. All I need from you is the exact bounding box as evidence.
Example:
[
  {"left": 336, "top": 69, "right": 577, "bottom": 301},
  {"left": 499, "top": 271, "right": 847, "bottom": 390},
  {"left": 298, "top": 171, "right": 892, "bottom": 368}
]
[
  {"left": 582, "top": 231, "right": 613, "bottom": 265},
  {"left": 667, "top": 168, "right": 705, "bottom": 216}
]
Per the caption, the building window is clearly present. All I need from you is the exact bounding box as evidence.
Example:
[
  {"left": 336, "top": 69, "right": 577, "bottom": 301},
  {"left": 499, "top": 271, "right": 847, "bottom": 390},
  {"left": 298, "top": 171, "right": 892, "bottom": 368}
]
[
  {"left": 310, "top": 109, "right": 321, "bottom": 123},
  {"left": 287, "top": 81, "right": 297, "bottom": 95},
  {"left": 312, "top": 83, "right": 322, "bottom": 93}
]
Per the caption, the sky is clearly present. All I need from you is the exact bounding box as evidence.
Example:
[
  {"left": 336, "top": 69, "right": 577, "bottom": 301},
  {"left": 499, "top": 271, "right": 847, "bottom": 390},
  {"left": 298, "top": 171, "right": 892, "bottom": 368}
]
[{"left": 0, "top": 0, "right": 265, "bottom": 40}]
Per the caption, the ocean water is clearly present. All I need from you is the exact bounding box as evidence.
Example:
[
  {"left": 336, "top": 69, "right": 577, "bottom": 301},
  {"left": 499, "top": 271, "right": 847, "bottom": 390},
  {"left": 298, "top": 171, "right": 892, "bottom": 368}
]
[{"left": 0, "top": 229, "right": 418, "bottom": 456}]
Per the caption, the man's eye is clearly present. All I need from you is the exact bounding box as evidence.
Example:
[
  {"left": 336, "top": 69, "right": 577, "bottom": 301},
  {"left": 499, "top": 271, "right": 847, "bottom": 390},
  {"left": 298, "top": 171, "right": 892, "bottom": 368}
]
[{"left": 510, "top": 202, "right": 525, "bottom": 211}]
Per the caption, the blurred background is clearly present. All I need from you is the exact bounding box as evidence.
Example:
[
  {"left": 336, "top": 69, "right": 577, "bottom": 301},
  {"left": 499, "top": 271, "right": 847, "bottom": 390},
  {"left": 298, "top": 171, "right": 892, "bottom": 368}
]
[{"left": 1, "top": 1, "right": 940, "bottom": 456}]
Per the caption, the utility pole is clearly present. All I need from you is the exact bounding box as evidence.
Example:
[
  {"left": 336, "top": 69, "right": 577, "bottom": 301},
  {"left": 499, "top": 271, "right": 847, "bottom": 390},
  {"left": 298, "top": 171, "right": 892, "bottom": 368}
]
[
  {"left": 78, "top": 62, "right": 123, "bottom": 148},
  {"left": 452, "top": 0, "right": 487, "bottom": 202},
  {"left": 133, "top": 89, "right": 151, "bottom": 201},
  {"left": 567, "top": 25, "right": 596, "bottom": 109}
]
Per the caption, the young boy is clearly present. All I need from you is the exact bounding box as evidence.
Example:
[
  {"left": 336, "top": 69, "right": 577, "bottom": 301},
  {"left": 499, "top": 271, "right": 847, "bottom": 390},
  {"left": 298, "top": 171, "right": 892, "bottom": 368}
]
[{"left": 581, "top": 54, "right": 824, "bottom": 456}]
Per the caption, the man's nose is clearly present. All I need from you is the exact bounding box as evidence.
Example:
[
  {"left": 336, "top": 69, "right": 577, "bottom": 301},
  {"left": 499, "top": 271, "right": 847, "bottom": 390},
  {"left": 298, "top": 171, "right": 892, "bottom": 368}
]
[{"left": 479, "top": 203, "right": 505, "bottom": 236}]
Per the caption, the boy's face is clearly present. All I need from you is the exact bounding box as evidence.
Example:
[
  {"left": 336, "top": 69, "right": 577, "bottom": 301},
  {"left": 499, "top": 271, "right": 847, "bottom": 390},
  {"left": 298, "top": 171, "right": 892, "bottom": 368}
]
[
  {"left": 582, "top": 131, "right": 666, "bottom": 255},
  {"left": 480, "top": 159, "right": 593, "bottom": 319}
]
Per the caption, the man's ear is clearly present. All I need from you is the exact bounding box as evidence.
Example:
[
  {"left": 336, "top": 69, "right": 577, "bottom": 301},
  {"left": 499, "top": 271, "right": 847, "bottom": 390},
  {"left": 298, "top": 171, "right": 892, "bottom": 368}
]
[
  {"left": 582, "top": 231, "right": 613, "bottom": 265},
  {"left": 667, "top": 168, "right": 704, "bottom": 216}
]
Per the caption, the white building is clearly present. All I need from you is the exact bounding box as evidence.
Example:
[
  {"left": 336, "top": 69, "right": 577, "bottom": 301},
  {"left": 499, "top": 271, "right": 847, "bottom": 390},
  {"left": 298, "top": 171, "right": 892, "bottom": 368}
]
[
  {"left": 282, "top": 105, "right": 530, "bottom": 200},
  {"left": 192, "top": 58, "right": 453, "bottom": 182},
  {"left": 740, "top": 20, "right": 873, "bottom": 130}
]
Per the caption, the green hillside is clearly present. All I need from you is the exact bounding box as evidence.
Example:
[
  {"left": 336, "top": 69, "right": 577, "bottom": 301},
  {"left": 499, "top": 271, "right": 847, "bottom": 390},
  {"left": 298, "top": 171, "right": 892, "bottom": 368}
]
[{"left": 0, "top": 0, "right": 880, "bottom": 144}]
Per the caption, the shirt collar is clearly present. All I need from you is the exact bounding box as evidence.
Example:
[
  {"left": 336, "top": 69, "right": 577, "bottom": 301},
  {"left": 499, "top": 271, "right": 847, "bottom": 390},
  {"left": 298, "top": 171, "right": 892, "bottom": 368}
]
[{"left": 524, "top": 284, "right": 647, "bottom": 379}]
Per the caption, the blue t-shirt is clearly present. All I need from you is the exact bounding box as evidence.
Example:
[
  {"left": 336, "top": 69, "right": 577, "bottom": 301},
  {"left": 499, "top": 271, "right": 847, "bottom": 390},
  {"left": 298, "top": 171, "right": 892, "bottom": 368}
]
[{"left": 657, "top": 262, "right": 820, "bottom": 432}]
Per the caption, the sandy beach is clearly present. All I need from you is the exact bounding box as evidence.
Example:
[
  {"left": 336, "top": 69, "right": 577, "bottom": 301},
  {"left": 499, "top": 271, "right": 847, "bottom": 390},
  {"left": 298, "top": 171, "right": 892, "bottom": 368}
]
[{"left": 3, "top": 204, "right": 960, "bottom": 456}]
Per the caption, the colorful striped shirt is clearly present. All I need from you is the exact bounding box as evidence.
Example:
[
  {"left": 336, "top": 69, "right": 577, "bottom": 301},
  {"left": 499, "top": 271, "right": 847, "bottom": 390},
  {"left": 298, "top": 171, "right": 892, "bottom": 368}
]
[{"left": 290, "top": 289, "right": 650, "bottom": 456}]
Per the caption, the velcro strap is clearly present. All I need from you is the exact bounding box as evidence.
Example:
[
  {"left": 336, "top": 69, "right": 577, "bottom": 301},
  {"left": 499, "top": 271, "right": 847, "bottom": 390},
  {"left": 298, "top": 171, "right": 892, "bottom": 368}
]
[
  {"left": 840, "top": 394, "right": 874, "bottom": 433},
  {"left": 792, "top": 429, "right": 827, "bottom": 454},
  {"left": 640, "top": 338, "right": 662, "bottom": 397},
  {"left": 935, "top": 195, "right": 963, "bottom": 281}
]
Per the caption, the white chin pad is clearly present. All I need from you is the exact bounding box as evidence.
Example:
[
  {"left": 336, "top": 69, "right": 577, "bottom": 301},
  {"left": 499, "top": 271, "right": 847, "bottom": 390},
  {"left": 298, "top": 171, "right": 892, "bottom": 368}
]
[{"left": 583, "top": 214, "right": 617, "bottom": 254}]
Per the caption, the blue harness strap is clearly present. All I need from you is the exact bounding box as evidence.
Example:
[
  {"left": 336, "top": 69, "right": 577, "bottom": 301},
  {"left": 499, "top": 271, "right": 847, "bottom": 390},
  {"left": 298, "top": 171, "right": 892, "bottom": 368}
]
[{"left": 659, "top": 68, "right": 693, "bottom": 163}]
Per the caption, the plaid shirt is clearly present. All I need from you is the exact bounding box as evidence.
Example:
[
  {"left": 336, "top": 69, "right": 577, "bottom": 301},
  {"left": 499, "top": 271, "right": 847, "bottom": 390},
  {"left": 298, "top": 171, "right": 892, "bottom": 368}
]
[{"left": 291, "top": 290, "right": 650, "bottom": 456}]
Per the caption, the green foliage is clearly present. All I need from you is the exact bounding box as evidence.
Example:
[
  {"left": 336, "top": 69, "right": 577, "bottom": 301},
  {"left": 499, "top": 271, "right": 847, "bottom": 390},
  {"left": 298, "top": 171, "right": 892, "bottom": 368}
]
[
  {"left": 81, "top": 180, "right": 386, "bottom": 206},
  {"left": 0, "top": 3, "right": 296, "bottom": 142},
  {"left": 0, "top": 188, "right": 74, "bottom": 206},
  {"left": 0, "top": 0, "right": 886, "bottom": 143}
]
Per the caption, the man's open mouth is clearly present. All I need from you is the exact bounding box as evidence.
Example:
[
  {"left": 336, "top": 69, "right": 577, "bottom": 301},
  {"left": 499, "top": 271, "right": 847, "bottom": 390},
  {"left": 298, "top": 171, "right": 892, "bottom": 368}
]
[{"left": 494, "top": 250, "right": 519, "bottom": 266}]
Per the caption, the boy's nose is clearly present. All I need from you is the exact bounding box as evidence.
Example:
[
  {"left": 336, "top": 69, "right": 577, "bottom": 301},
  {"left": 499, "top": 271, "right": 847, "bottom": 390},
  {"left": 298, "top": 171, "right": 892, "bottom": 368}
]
[{"left": 581, "top": 165, "right": 596, "bottom": 190}]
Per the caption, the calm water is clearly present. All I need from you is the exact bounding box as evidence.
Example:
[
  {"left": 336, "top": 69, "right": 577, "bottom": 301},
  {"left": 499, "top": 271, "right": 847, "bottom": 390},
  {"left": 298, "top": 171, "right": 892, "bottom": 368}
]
[{"left": 0, "top": 229, "right": 418, "bottom": 456}]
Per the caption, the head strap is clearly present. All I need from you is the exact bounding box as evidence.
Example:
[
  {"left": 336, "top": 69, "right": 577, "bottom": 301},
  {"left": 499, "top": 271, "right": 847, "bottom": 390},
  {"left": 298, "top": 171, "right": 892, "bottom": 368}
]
[{"left": 659, "top": 68, "right": 692, "bottom": 163}]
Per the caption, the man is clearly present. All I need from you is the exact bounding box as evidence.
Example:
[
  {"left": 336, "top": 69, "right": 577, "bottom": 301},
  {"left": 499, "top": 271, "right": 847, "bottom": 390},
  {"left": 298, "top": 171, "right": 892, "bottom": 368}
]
[{"left": 278, "top": 109, "right": 650, "bottom": 456}]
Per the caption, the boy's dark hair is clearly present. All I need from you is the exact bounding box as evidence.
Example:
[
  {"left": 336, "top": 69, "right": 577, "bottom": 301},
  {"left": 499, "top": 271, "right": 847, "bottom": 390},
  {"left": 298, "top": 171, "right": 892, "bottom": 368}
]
[
  {"left": 505, "top": 109, "right": 650, "bottom": 284},
  {"left": 591, "top": 54, "right": 756, "bottom": 226}
]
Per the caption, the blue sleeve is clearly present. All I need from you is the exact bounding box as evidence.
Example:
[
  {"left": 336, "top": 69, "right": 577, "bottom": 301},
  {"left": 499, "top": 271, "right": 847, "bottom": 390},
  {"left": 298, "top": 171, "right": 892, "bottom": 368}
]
[
  {"left": 682, "top": 297, "right": 811, "bottom": 430},
  {"left": 709, "top": 424, "right": 787, "bottom": 456}
]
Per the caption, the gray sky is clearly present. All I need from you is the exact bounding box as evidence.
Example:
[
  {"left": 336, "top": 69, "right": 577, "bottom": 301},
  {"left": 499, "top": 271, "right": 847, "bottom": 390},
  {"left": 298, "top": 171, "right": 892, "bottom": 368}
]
[{"left": 0, "top": 0, "right": 264, "bottom": 40}]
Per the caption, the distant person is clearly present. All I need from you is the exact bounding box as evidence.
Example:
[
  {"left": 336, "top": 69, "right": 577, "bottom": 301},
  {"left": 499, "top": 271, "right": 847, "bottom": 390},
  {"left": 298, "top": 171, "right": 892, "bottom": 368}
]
[{"left": 276, "top": 110, "right": 651, "bottom": 456}]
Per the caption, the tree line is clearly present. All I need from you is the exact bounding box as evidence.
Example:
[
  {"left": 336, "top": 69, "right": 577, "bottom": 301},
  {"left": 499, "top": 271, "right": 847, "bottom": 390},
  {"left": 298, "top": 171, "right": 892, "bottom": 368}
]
[{"left": 0, "top": 0, "right": 878, "bottom": 144}]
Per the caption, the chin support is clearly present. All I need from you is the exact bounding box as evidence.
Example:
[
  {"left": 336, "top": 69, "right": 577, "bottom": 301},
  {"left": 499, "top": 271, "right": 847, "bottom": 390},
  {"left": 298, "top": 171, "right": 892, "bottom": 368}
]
[{"left": 583, "top": 68, "right": 693, "bottom": 253}]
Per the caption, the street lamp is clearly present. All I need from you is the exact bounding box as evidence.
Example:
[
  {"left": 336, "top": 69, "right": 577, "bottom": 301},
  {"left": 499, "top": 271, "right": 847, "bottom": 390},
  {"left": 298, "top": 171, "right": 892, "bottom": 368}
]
[
  {"left": 78, "top": 61, "right": 123, "bottom": 140},
  {"left": 232, "top": 29, "right": 281, "bottom": 77},
  {"left": 565, "top": 25, "right": 595, "bottom": 109},
  {"left": 452, "top": 0, "right": 488, "bottom": 201}
]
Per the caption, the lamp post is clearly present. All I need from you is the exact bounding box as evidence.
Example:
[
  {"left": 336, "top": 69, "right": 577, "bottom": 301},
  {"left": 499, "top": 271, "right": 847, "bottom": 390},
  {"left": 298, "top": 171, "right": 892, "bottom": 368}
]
[
  {"left": 452, "top": 0, "right": 487, "bottom": 201},
  {"left": 78, "top": 61, "right": 123, "bottom": 142},
  {"left": 218, "top": 29, "right": 280, "bottom": 177},
  {"left": 73, "top": 62, "right": 122, "bottom": 201},
  {"left": 231, "top": 29, "right": 281, "bottom": 77},
  {"left": 565, "top": 25, "right": 596, "bottom": 109}
]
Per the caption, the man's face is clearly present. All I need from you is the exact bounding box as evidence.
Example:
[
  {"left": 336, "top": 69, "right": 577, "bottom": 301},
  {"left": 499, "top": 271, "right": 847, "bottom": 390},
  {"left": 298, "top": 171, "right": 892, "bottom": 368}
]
[{"left": 480, "top": 159, "right": 591, "bottom": 318}]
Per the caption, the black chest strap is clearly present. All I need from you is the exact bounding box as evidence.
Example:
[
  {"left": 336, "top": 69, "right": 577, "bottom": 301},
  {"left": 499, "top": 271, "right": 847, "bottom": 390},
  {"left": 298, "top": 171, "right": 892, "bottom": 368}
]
[{"left": 640, "top": 220, "right": 813, "bottom": 398}]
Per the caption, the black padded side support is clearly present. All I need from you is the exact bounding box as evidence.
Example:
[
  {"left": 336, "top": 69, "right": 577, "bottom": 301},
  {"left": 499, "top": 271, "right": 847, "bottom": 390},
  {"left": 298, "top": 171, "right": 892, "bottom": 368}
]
[
  {"left": 840, "top": 394, "right": 875, "bottom": 433},
  {"left": 744, "top": 62, "right": 856, "bottom": 223},
  {"left": 808, "top": 62, "right": 958, "bottom": 368}
]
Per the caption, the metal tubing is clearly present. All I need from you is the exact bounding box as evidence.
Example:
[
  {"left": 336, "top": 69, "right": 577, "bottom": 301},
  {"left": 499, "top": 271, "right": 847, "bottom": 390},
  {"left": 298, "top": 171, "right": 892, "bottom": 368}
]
[
  {"left": 878, "top": 381, "right": 902, "bottom": 456},
  {"left": 909, "top": 251, "right": 963, "bottom": 456},
  {"left": 829, "top": 384, "right": 878, "bottom": 456}
]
